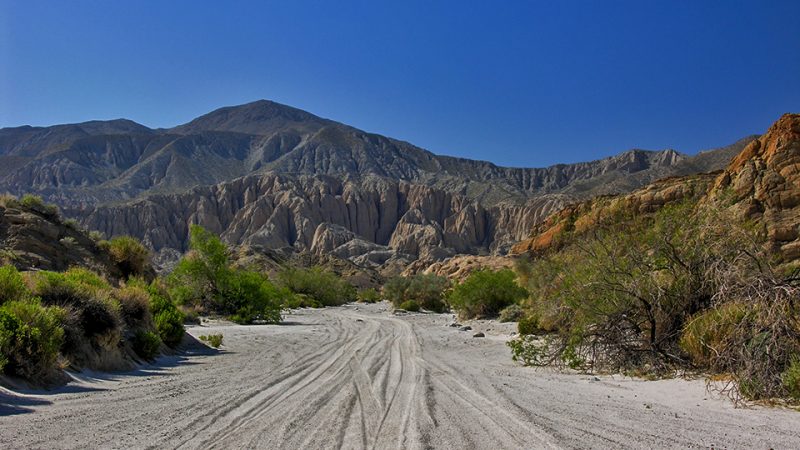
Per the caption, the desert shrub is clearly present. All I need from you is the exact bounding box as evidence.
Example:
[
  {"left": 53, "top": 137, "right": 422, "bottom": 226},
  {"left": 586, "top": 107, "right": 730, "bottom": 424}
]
[
  {"left": 199, "top": 333, "right": 223, "bottom": 348},
  {"left": 132, "top": 330, "right": 161, "bottom": 360},
  {"left": 19, "top": 194, "right": 58, "bottom": 217},
  {"left": 517, "top": 315, "right": 540, "bottom": 336},
  {"left": 107, "top": 236, "right": 150, "bottom": 279},
  {"left": 28, "top": 270, "right": 121, "bottom": 340},
  {"left": 0, "top": 265, "right": 31, "bottom": 305},
  {"left": 278, "top": 266, "right": 356, "bottom": 306},
  {"left": 499, "top": 304, "right": 524, "bottom": 323},
  {"left": 357, "top": 288, "right": 380, "bottom": 303},
  {"left": 680, "top": 302, "right": 750, "bottom": 367},
  {"left": 448, "top": 269, "right": 527, "bottom": 319},
  {"left": 508, "top": 335, "right": 548, "bottom": 366},
  {"left": 679, "top": 276, "right": 800, "bottom": 401},
  {"left": 147, "top": 285, "right": 185, "bottom": 347},
  {"left": 282, "top": 294, "right": 322, "bottom": 309},
  {"left": 115, "top": 285, "right": 153, "bottom": 330},
  {"left": 88, "top": 230, "right": 105, "bottom": 242},
  {"left": 383, "top": 274, "right": 448, "bottom": 312},
  {"left": 225, "top": 270, "right": 283, "bottom": 324},
  {"left": 63, "top": 218, "right": 80, "bottom": 230},
  {"left": 782, "top": 356, "right": 800, "bottom": 401},
  {"left": 398, "top": 300, "right": 420, "bottom": 312},
  {"left": 0, "top": 299, "right": 65, "bottom": 380}
]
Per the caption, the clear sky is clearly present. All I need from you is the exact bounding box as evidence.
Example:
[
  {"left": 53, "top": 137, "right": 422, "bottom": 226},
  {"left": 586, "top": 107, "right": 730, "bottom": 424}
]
[{"left": 1, "top": 1, "right": 798, "bottom": 167}]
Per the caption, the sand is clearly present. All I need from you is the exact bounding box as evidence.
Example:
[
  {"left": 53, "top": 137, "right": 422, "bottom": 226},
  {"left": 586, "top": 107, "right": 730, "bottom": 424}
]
[{"left": 1, "top": 302, "right": 798, "bottom": 449}]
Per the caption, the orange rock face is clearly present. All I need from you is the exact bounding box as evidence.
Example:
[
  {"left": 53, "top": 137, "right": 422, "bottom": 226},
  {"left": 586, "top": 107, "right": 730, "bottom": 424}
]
[
  {"left": 712, "top": 113, "right": 800, "bottom": 259},
  {"left": 513, "top": 113, "right": 800, "bottom": 262}
]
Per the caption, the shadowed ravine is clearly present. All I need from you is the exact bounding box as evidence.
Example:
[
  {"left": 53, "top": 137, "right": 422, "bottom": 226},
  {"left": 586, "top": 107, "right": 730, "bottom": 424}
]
[{"left": 2, "top": 303, "right": 799, "bottom": 449}]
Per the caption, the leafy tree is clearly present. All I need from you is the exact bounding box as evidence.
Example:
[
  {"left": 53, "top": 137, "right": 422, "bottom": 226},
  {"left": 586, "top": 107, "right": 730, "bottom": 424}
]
[{"left": 168, "top": 225, "right": 282, "bottom": 324}]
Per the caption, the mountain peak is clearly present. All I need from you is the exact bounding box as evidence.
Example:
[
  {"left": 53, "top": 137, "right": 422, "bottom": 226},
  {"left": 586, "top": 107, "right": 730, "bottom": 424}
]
[{"left": 170, "top": 99, "right": 331, "bottom": 135}]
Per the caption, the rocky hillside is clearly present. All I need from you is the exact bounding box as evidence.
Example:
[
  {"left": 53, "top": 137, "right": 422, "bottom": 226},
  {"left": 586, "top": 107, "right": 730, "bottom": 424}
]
[
  {"left": 0, "top": 100, "right": 755, "bottom": 270},
  {"left": 0, "top": 196, "right": 122, "bottom": 277},
  {"left": 513, "top": 113, "right": 800, "bottom": 263}
]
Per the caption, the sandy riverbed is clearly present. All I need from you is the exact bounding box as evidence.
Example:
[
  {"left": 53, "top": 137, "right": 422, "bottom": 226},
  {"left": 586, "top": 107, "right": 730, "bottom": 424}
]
[{"left": 1, "top": 302, "right": 798, "bottom": 449}]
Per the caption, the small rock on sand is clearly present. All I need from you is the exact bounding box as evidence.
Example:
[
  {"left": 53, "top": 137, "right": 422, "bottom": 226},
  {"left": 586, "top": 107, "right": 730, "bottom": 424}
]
[
  {"left": 459, "top": 326, "right": 472, "bottom": 331},
  {"left": 473, "top": 332, "right": 485, "bottom": 338}
]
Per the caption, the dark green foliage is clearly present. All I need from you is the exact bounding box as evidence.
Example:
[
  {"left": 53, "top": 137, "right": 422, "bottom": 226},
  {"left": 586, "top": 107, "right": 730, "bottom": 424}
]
[
  {"left": 0, "top": 299, "right": 65, "bottom": 380},
  {"left": 225, "top": 270, "right": 283, "bottom": 324},
  {"left": 278, "top": 266, "right": 356, "bottom": 307},
  {"left": 383, "top": 274, "right": 448, "bottom": 312},
  {"left": 132, "top": 330, "right": 161, "bottom": 360},
  {"left": 357, "top": 288, "right": 380, "bottom": 303},
  {"left": 147, "top": 284, "right": 185, "bottom": 347},
  {"left": 398, "top": 300, "right": 420, "bottom": 312},
  {"left": 107, "top": 236, "right": 150, "bottom": 279},
  {"left": 448, "top": 269, "right": 527, "bottom": 319}
]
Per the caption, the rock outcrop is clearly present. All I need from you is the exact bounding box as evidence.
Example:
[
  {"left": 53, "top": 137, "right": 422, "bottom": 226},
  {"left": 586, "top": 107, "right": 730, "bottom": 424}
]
[
  {"left": 0, "top": 198, "right": 121, "bottom": 277},
  {"left": 711, "top": 113, "right": 800, "bottom": 260},
  {"left": 513, "top": 113, "right": 800, "bottom": 264}
]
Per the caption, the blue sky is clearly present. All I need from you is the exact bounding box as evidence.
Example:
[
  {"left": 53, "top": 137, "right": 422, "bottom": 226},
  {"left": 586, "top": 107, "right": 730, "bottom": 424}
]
[{"left": 1, "top": 1, "right": 798, "bottom": 167}]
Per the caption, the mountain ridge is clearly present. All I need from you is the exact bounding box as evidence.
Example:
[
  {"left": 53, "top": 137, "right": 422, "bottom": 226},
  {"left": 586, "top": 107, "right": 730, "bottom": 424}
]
[{"left": 0, "top": 100, "right": 759, "bottom": 271}]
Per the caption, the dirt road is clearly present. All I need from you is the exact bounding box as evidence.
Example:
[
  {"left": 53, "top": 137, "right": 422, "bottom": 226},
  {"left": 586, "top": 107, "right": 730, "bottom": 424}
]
[{"left": 2, "top": 303, "right": 799, "bottom": 449}]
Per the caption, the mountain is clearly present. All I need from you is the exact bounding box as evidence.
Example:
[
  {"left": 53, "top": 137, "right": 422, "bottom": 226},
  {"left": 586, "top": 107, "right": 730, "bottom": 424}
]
[
  {"left": 0, "top": 100, "right": 757, "bottom": 271},
  {"left": 513, "top": 113, "right": 800, "bottom": 264}
]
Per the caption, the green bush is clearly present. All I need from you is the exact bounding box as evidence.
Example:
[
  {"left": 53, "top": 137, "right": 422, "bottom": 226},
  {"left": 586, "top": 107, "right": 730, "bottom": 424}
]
[
  {"left": 148, "top": 286, "right": 185, "bottom": 347},
  {"left": 199, "top": 333, "right": 223, "bottom": 348},
  {"left": 282, "top": 294, "right": 322, "bottom": 309},
  {"left": 225, "top": 270, "right": 283, "bottom": 324},
  {"left": 29, "top": 270, "right": 121, "bottom": 339},
  {"left": 357, "top": 288, "right": 380, "bottom": 303},
  {"left": 398, "top": 300, "right": 420, "bottom": 312},
  {"left": 0, "top": 265, "right": 31, "bottom": 305},
  {"left": 107, "top": 236, "right": 150, "bottom": 279},
  {"left": 132, "top": 330, "right": 161, "bottom": 360},
  {"left": 383, "top": 274, "right": 448, "bottom": 312},
  {"left": 448, "top": 269, "right": 527, "bottom": 319},
  {"left": 19, "top": 194, "right": 59, "bottom": 217},
  {"left": 499, "top": 304, "right": 524, "bottom": 323},
  {"left": 115, "top": 285, "right": 154, "bottom": 330},
  {"left": 278, "top": 266, "right": 356, "bottom": 307},
  {"left": 0, "top": 300, "right": 65, "bottom": 380}
]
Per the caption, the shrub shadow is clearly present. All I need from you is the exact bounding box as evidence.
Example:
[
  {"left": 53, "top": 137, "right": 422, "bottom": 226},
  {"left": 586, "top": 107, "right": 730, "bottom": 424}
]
[{"left": 0, "top": 391, "right": 52, "bottom": 416}]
